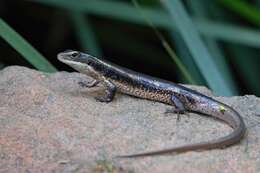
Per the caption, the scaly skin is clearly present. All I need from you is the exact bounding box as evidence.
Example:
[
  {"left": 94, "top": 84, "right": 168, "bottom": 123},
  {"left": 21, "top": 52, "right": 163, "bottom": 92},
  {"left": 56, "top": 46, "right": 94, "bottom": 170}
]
[{"left": 57, "top": 50, "right": 246, "bottom": 158}]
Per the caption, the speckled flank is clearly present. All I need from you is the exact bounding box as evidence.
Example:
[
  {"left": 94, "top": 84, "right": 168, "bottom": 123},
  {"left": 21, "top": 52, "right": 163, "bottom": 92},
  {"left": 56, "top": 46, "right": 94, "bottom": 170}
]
[{"left": 110, "top": 79, "right": 173, "bottom": 104}]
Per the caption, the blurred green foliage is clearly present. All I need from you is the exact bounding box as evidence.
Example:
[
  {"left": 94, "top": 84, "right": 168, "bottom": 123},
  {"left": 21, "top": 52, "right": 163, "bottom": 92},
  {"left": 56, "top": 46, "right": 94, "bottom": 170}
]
[
  {"left": 0, "top": 18, "right": 57, "bottom": 72},
  {"left": 0, "top": 0, "right": 260, "bottom": 96}
]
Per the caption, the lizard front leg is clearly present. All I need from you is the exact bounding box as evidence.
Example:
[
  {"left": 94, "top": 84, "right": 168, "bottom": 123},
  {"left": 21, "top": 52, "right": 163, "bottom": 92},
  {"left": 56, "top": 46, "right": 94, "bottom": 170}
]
[{"left": 95, "top": 80, "right": 116, "bottom": 103}]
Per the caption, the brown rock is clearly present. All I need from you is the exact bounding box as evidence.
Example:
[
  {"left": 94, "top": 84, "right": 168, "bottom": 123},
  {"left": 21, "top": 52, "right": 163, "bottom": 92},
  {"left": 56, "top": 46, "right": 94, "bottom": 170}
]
[{"left": 0, "top": 66, "right": 259, "bottom": 173}]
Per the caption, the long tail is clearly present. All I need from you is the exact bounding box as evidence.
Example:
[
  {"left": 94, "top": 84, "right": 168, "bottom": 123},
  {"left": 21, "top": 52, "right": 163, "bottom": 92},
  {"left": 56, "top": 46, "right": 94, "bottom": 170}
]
[{"left": 116, "top": 101, "right": 246, "bottom": 158}]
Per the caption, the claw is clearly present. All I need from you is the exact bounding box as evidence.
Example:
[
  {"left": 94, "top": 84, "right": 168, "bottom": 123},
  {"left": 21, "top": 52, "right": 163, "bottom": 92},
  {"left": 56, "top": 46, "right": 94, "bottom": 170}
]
[
  {"left": 164, "top": 108, "right": 185, "bottom": 114},
  {"left": 95, "top": 96, "right": 112, "bottom": 103}
]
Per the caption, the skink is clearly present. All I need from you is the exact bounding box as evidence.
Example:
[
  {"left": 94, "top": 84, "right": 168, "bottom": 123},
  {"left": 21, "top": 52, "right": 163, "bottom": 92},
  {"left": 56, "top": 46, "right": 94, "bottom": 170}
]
[{"left": 58, "top": 50, "right": 246, "bottom": 158}]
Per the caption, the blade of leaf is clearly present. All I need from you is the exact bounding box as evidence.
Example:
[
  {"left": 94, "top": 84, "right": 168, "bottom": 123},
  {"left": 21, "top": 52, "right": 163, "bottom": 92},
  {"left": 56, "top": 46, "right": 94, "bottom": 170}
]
[
  {"left": 131, "top": 0, "right": 195, "bottom": 84},
  {"left": 30, "top": 0, "right": 260, "bottom": 48},
  {"left": 187, "top": 0, "right": 238, "bottom": 95},
  {"left": 169, "top": 0, "right": 205, "bottom": 85},
  {"left": 0, "top": 18, "right": 57, "bottom": 72},
  {"left": 161, "top": 0, "right": 232, "bottom": 95},
  {"left": 170, "top": 32, "right": 205, "bottom": 85},
  {"left": 219, "top": 0, "right": 260, "bottom": 27},
  {"left": 195, "top": 19, "right": 260, "bottom": 48}
]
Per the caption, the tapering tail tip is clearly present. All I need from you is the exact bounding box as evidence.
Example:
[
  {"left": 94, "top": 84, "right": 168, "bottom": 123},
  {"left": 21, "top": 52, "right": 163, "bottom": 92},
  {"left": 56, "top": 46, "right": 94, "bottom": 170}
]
[
  {"left": 115, "top": 149, "right": 176, "bottom": 159},
  {"left": 115, "top": 154, "right": 148, "bottom": 159}
]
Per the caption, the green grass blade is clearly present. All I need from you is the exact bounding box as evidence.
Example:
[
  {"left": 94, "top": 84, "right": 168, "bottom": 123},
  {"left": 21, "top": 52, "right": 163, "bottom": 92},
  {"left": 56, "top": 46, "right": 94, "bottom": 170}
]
[
  {"left": 29, "top": 0, "right": 168, "bottom": 27},
  {"left": 170, "top": 32, "right": 205, "bottom": 84},
  {"left": 70, "top": 11, "right": 102, "bottom": 57},
  {"left": 0, "top": 18, "right": 57, "bottom": 72},
  {"left": 219, "top": 0, "right": 260, "bottom": 26},
  {"left": 161, "top": 0, "right": 232, "bottom": 95},
  {"left": 170, "top": 0, "right": 205, "bottom": 85},
  {"left": 187, "top": 0, "right": 238, "bottom": 94},
  {"left": 205, "top": 41, "right": 238, "bottom": 95},
  {"left": 132, "top": 0, "right": 195, "bottom": 84},
  {"left": 195, "top": 19, "right": 260, "bottom": 48},
  {"left": 30, "top": 0, "right": 260, "bottom": 48}
]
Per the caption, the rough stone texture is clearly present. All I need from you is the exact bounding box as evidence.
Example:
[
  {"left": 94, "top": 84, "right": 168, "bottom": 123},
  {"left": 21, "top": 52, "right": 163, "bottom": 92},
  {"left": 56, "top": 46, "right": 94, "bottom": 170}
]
[{"left": 0, "top": 66, "right": 260, "bottom": 173}]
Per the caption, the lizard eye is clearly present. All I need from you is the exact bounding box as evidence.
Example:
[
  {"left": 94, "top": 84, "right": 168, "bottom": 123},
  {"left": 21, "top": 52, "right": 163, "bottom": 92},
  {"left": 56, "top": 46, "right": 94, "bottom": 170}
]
[
  {"left": 71, "top": 52, "right": 79, "bottom": 58},
  {"left": 87, "top": 61, "right": 92, "bottom": 65}
]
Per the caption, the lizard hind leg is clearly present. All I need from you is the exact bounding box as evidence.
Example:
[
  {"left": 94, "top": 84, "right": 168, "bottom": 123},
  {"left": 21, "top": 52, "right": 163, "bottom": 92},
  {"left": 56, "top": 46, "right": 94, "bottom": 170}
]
[{"left": 164, "top": 95, "right": 186, "bottom": 121}]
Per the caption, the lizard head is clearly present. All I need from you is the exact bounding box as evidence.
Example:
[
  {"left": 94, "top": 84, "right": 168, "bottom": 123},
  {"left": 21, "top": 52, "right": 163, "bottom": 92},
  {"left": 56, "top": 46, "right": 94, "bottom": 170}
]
[
  {"left": 58, "top": 50, "right": 94, "bottom": 72},
  {"left": 57, "top": 50, "right": 100, "bottom": 78}
]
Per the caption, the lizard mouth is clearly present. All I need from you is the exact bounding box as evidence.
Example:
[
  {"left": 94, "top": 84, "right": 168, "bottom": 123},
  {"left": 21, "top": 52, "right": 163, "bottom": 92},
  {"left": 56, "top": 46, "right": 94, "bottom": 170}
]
[
  {"left": 57, "top": 55, "right": 66, "bottom": 63},
  {"left": 57, "top": 55, "right": 76, "bottom": 68},
  {"left": 57, "top": 52, "right": 86, "bottom": 69},
  {"left": 57, "top": 52, "right": 73, "bottom": 63}
]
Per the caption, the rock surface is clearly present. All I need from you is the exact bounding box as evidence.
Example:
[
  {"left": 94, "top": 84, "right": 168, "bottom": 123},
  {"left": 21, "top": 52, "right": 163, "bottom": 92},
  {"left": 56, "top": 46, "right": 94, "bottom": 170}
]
[{"left": 0, "top": 66, "right": 260, "bottom": 173}]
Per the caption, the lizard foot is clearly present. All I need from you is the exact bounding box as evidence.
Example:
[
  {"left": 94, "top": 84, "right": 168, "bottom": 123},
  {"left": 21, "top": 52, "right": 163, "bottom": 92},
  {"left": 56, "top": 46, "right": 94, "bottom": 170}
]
[{"left": 164, "top": 108, "right": 185, "bottom": 121}]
